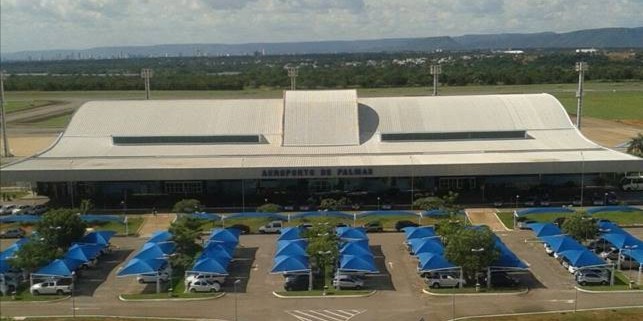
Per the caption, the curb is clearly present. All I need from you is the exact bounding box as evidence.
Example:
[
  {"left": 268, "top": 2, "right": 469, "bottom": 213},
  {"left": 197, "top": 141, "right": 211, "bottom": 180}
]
[
  {"left": 422, "top": 287, "right": 528, "bottom": 296},
  {"left": 118, "top": 292, "right": 225, "bottom": 302},
  {"left": 0, "top": 295, "right": 71, "bottom": 304},
  {"left": 575, "top": 286, "right": 643, "bottom": 294},
  {"left": 449, "top": 305, "right": 643, "bottom": 321},
  {"left": 272, "top": 290, "right": 377, "bottom": 299},
  {"left": 0, "top": 314, "right": 230, "bottom": 321}
]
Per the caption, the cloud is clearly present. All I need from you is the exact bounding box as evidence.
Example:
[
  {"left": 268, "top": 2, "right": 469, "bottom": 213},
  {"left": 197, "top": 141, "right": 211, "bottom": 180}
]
[{"left": 1, "top": 0, "right": 641, "bottom": 52}]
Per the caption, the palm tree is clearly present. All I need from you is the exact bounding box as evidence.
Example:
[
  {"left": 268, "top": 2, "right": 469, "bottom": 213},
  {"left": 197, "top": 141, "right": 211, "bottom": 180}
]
[{"left": 627, "top": 133, "right": 643, "bottom": 157}]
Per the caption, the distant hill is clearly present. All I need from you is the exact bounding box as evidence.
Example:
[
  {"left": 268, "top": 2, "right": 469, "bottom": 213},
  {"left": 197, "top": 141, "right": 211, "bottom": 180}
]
[{"left": 2, "top": 27, "right": 642, "bottom": 61}]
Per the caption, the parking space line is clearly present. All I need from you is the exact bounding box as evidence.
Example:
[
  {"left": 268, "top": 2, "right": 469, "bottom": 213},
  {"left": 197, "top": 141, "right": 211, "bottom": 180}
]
[
  {"left": 286, "top": 309, "right": 365, "bottom": 321},
  {"left": 291, "top": 311, "right": 331, "bottom": 321},
  {"left": 307, "top": 310, "right": 343, "bottom": 321},
  {"left": 323, "top": 310, "right": 352, "bottom": 318}
]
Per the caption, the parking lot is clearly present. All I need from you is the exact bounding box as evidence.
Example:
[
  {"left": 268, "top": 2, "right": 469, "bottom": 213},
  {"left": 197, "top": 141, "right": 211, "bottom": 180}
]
[{"left": 1, "top": 226, "right": 642, "bottom": 321}]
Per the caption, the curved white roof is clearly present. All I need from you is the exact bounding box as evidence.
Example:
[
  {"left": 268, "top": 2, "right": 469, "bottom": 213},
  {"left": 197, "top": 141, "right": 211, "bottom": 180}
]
[{"left": 2, "top": 91, "right": 641, "bottom": 182}]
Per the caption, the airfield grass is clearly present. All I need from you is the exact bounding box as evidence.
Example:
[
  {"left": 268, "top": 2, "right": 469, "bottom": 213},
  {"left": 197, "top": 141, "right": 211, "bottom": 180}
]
[
  {"left": 4, "top": 99, "right": 57, "bottom": 113},
  {"left": 5, "top": 81, "right": 643, "bottom": 129}
]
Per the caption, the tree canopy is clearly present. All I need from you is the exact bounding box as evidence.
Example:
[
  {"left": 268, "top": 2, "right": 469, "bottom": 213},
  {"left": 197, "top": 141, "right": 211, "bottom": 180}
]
[
  {"left": 444, "top": 227, "right": 500, "bottom": 281},
  {"left": 36, "top": 209, "right": 87, "bottom": 250},
  {"left": 626, "top": 133, "right": 643, "bottom": 157},
  {"left": 561, "top": 213, "right": 598, "bottom": 243},
  {"left": 172, "top": 199, "right": 202, "bottom": 214}
]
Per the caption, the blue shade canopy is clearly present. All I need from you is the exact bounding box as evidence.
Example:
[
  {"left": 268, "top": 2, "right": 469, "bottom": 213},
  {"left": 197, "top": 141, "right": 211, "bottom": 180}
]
[
  {"left": 209, "top": 229, "right": 240, "bottom": 243},
  {"left": 600, "top": 233, "right": 642, "bottom": 250},
  {"left": 65, "top": 246, "right": 95, "bottom": 262},
  {"left": 291, "top": 211, "right": 353, "bottom": 219},
  {"left": 515, "top": 207, "right": 574, "bottom": 217},
  {"left": 0, "top": 215, "right": 41, "bottom": 223},
  {"left": 587, "top": 206, "right": 641, "bottom": 215},
  {"left": 360, "top": 211, "right": 417, "bottom": 217},
  {"left": 278, "top": 227, "right": 303, "bottom": 241},
  {"left": 492, "top": 239, "right": 528, "bottom": 269},
  {"left": 185, "top": 212, "right": 221, "bottom": 221},
  {"left": 276, "top": 239, "right": 307, "bottom": 252},
  {"left": 0, "top": 258, "right": 13, "bottom": 273},
  {"left": 623, "top": 249, "right": 643, "bottom": 265},
  {"left": 528, "top": 223, "right": 563, "bottom": 238},
  {"left": 421, "top": 210, "right": 448, "bottom": 217},
  {"left": 598, "top": 221, "right": 626, "bottom": 234},
  {"left": 404, "top": 227, "right": 436, "bottom": 240},
  {"left": 539, "top": 235, "right": 585, "bottom": 253},
  {"left": 204, "top": 242, "right": 235, "bottom": 257},
  {"left": 271, "top": 255, "right": 310, "bottom": 274},
  {"left": 340, "top": 239, "right": 369, "bottom": 250},
  {"left": 68, "top": 244, "right": 103, "bottom": 260},
  {"left": 338, "top": 228, "right": 368, "bottom": 240},
  {"left": 189, "top": 257, "right": 229, "bottom": 275},
  {"left": 275, "top": 242, "right": 307, "bottom": 257},
  {"left": 339, "top": 255, "right": 378, "bottom": 273},
  {"left": 409, "top": 237, "right": 444, "bottom": 255},
  {"left": 336, "top": 226, "right": 365, "bottom": 235},
  {"left": 417, "top": 253, "right": 456, "bottom": 272},
  {"left": 80, "top": 215, "right": 124, "bottom": 223},
  {"left": 117, "top": 258, "right": 166, "bottom": 277},
  {"left": 558, "top": 250, "right": 605, "bottom": 267},
  {"left": 35, "top": 258, "right": 84, "bottom": 277},
  {"left": 197, "top": 252, "right": 231, "bottom": 266},
  {"left": 147, "top": 231, "right": 173, "bottom": 243},
  {"left": 1, "top": 241, "right": 26, "bottom": 259},
  {"left": 224, "top": 212, "right": 287, "bottom": 220},
  {"left": 340, "top": 242, "right": 373, "bottom": 257},
  {"left": 135, "top": 242, "right": 174, "bottom": 260},
  {"left": 79, "top": 231, "right": 116, "bottom": 245}
]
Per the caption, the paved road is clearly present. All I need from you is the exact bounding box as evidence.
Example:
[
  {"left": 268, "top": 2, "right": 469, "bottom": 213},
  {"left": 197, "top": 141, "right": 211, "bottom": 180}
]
[
  {"left": 466, "top": 208, "right": 507, "bottom": 231},
  {"left": 1, "top": 233, "right": 642, "bottom": 321}
]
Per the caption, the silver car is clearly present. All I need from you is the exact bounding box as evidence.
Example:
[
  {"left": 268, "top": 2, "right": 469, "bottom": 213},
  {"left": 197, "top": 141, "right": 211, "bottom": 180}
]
[
  {"left": 187, "top": 280, "right": 221, "bottom": 293},
  {"left": 0, "top": 204, "right": 16, "bottom": 215},
  {"left": 332, "top": 275, "right": 364, "bottom": 289},
  {"left": 576, "top": 272, "right": 609, "bottom": 286},
  {"left": 30, "top": 280, "right": 72, "bottom": 295}
]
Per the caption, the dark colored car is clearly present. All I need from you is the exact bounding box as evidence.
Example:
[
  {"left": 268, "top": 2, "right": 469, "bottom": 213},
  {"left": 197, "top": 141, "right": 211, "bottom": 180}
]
[
  {"left": 487, "top": 272, "right": 520, "bottom": 287},
  {"left": 553, "top": 217, "right": 567, "bottom": 227},
  {"left": 284, "top": 274, "right": 309, "bottom": 291},
  {"left": 363, "top": 221, "right": 383, "bottom": 233},
  {"left": 226, "top": 224, "right": 250, "bottom": 234},
  {"left": 395, "top": 220, "right": 419, "bottom": 232},
  {"left": 336, "top": 223, "right": 349, "bottom": 228}
]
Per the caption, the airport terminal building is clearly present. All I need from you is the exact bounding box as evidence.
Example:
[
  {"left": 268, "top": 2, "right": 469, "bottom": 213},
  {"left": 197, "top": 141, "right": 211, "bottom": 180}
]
[{"left": 1, "top": 90, "right": 641, "bottom": 209}]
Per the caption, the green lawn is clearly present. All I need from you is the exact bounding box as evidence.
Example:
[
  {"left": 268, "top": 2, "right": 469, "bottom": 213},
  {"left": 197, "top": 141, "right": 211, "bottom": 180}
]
[
  {"left": 87, "top": 217, "right": 144, "bottom": 236},
  {"left": 591, "top": 211, "right": 643, "bottom": 225},
  {"left": 523, "top": 213, "right": 574, "bottom": 223},
  {"left": 555, "top": 90, "right": 643, "bottom": 120},
  {"left": 121, "top": 270, "right": 220, "bottom": 300},
  {"left": 24, "top": 112, "right": 73, "bottom": 127},
  {"left": 0, "top": 284, "right": 69, "bottom": 302},
  {"left": 579, "top": 271, "right": 639, "bottom": 291},
  {"left": 4, "top": 100, "right": 57, "bottom": 113},
  {"left": 467, "top": 308, "right": 643, "bottom": 321},
  {"left": 497, "top": 212, "right": 515, "bottom": 229}
]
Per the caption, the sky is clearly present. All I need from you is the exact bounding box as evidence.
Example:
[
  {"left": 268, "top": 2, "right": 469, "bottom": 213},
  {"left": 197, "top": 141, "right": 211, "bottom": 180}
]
[{"left": 1, "top": 0, "right": 642, "bottom": 53}]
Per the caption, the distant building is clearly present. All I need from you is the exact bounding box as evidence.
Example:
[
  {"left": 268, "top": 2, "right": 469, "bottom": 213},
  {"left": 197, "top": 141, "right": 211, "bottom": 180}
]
[
  {"left": 576, "top": 48, "right": 598, "bottom": 54},
  {"left": 502, "top": 50, "right": 524, "bottom": 54},
  {"left": 2, "top": 91, "right": 640, "bottom": 208}
]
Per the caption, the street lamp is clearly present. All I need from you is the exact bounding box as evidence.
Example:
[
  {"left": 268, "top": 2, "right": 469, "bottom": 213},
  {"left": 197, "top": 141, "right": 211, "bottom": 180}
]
[
  {"left": 603, "top": 192, "right": 608, "bottom": 206},
  {"left": 513, "top": 195, "right": 520, "bottom": 228},
  {"left": 71, "top": 271, "right": 76, "bottom": 318},
  {"left": 377, "top": 197, "right": 381, "bottom": 210},
  {"left": 234, "top": 279, "right": 241, "bottom": 321}
]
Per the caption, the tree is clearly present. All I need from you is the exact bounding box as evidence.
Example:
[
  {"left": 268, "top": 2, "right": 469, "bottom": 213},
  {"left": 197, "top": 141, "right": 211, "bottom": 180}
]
[
  {"left": 413, "top": 197, "right": 444, "bottom": 211},
  {"left": 36, "top": 209, "right": 87, "bottom": 250},
  {"left": 626, "top": 133, "right": 643, "bottom": 157},
  {"left": 435, "top": 219, "right": 465, "bottom": 245},
  {"left": 172, "top": 199, "right": 202, "bottom": 214},
  {"left": 168, "top": 217, "right": 203, "bottom": 259},
  {"left": 561, "top": 213, "right": 598, "bottom": 243},
  {"left": 319, "top": 198, "right": 347, "bottom": 211},
  {"left": 444, "top": 228, "right": 500, "bottom": 281},
  {"left": 305, "top": 223, "right": 340, "bottom": 288},
  {"left": 9, "top": 240, "right": 63, "bottom": 273},
  {"left": 79, "top": 199, "right": 94, "bottom": 214},
  {"left": 257, "top": 203, "right": 281, "bottom": 213}
]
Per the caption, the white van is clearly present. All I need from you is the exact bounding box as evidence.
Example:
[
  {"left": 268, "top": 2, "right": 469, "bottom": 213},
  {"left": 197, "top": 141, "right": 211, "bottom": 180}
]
[
  {"left": 620, "top": 175, "right": 643, "bottom": 191},
  {"left": 258, "top": 221, "right": 283, "bottom": 234}
]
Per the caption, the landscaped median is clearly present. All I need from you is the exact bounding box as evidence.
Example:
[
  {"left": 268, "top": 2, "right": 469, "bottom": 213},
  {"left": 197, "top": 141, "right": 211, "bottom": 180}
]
[
  {"left": 119, "top": 274, "right": 225, "bottom": 301},
  {"left": 273, "top": 289, "right": 376, "bottom": 298},
  {"left": 0, "top": 286, "right": 71, "bottom": 302},
  {"left": 577, "top": 271, "right": 642, "bottom": 293},
  {"left": 422, "top": 286, "right": 528, "bottom": 296}
]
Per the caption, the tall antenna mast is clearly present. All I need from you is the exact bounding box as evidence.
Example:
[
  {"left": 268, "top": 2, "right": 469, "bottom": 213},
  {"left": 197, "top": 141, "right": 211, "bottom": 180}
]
[
  {"left": 287, "top": 66, "right": 298, "bottom": 91},
  {"left": 430, "top": 64, "right": 442, "bottom": 96},
  {"left": 575, "top": 62, "right": 588, "bottom": 129},
  {"left": 0, "top": 70, "right": 12, "bottom": 157}
]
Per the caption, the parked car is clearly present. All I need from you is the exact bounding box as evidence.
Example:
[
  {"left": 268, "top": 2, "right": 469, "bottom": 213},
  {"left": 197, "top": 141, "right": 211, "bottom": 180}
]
[
  {"left": 395, "top": 220, "right": 419, "bottom": 232},
  {"left": 619, "top": 253, "right": 641, "bottom": 269},
  {"left": 363, "top": 221, "right": 383, "bottom": 233},
  {"left": 335, "top": 223, "right": 349, "bottom": 228},
  {"left": 0, "top": 228, "right": 25, "bottom": 239},
  {"left": 424, "top": 272, "right": 466, "bottom": 288},
  {"left": 605, "top": 192, "right": 618, "bottom": 205},
  {"left": 31, "top": 204, "right": 48, "bottom": 214},
  {"left": 524, "top": 197, "right": 538, "bottom": 207},
  {"left": 332, "top": 274, "right": 364, "bottom": 289},
  {"left": 576, "top": 272, "right": 609, "bottom": 286},
  {"left": 187, "top": 280, "right": 221, "bottom": 293},
  {"left": 259, "top": 221, "right": 283, "bottom": 234},
  {"left": 298, "top": 223, "right": 313, "bottom": 230},
  {"left": 11, "top": 205, "right": 32, "bottom": 215},
  {"left": 539, "top": 196, "right": 551, "bottom": 207},
  {"left": 0, "top": 204, "right": 16, "bottom": 215},
  {"left": 492, "top": 199, "right": 504, "bottom": 207},
  {"left": 226, "top": 224, "right": 250, "bottom": 234},
  {"left": 284, "top": 274, "right": 309, "bottom": 291},
  {"left": 572, "top": 196, "right": 583, "bottom": 206},
  {"left": 137, "top": 268, "right": 170, "bottom": 284},
  {"left": 185, "top": 274, "right": 226, "bottom": 286},
  {"left": 0, "top": 274, "right": 19, "bottom": 296},
  {"left": 553, "top": 217, "right": 567, "bottom": 228},
  {"left": 575, "top": 268, "right": 610, "bottom": 278},
  {"left": 599, "top": 248, "right": 620, "bottom": 260},
  {"left": 592, "top": 194, "right": 605, "bottom": 206},
  {"left": 30, "top": 279, "right": 72, "bottom": 295},
  {"left": 543, "top": 242, "right": 554, "bottom": 255},
  {"left": 516, "top": 217, "right": 536, "bottom": 229}
]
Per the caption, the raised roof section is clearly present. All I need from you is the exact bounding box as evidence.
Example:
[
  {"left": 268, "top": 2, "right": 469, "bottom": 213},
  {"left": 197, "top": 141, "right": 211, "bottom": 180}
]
[{"left": 282, "top": 90, "right": 359, "bottom": 146}]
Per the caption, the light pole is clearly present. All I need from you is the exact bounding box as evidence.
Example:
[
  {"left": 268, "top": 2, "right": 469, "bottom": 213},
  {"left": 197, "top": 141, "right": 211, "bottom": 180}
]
[
  {"left": 71, "top": 271, "right": 76, "bottom": 318},
  {"left": 234, "top": 279, "right": 241, "bottom": 321},
  {"left": 471, "top": 247, "right": 485, "bottom": 292},
  {"left": 141, "top": 68, "right": 153, "bottom": 100},
  {"left": 430, "top": 64, "right": 442, "bottom": 96},
  {"left": 0, "top": 70, "right": 12, "bottom": 158},
  {"left": 603, "top": 192, "right": 608, "bottom": 206},
  {"left": 287, "top": 67, "right": 298, "bottom": 91},
  {"left": 513, "top": 195, "right": 520, "bottom": 229},
  {"left": 377, "top": 197, "right": 381, "bottom": 210},
  {"left": 575, "top": 62, "right": 588, "bottom": 130}
]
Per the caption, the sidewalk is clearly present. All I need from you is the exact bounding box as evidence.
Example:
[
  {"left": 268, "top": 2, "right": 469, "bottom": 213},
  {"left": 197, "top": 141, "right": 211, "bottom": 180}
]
[
  {"left": 137, "top": 213, "right": 176, "bottom": 237},
  {"left": 466, "top": 208, "right": 508, "bottom": 231}
]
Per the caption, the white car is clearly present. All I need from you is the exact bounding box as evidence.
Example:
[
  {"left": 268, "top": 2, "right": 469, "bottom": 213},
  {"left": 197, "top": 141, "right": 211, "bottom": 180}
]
[
  {"left": 187, "top": 280, "right": 221, "bottom": 293},
  {"left": 0, "top": 204, "right": 16, "bottom": 215},
  {"left": 11, "top": 205, "right": 33, "bottom": 215},
  {"left": 185, "top": 274, "right": 225, "bottom": 286},
  {"left": 332, "top": 275, "right": 364, "bottom": 289},
  {"left": 543, "top": 243, "right": 554, "bottom": 255},
  {"left": 137, "top": 268, "right": 171, "bottom": 284},
  {"left": 30, "top": 280, "right": 72, "bottom": 295},
  {"left": 425, "top": 273, "right": 466, "bottom": 288}
]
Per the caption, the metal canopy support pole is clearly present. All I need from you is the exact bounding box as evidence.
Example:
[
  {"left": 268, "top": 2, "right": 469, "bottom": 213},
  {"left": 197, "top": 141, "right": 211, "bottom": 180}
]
[
  {"left": 487, "top": 267, "right": 491, "bottom": 288},
  {"left": 156, "top": 271, "right": 161, "bottom": 294},
  {"left": 638, "top": 264, "right": 641, "bottom": 285},
  {"left": 308, "top": 269, "right": 313, "bottom": 291},
  {"left": 610, "top": 264, "right": 615, "bottom": 286},
  {"left": 459, "top": 268, "right": 464, "bottom": 289}
]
